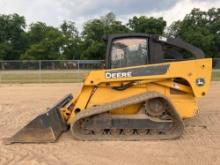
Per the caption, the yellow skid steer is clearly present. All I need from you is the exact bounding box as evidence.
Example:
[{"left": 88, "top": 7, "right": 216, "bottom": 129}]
[{"left": 5, "top": 33, "right": 212, "bottom": 143}]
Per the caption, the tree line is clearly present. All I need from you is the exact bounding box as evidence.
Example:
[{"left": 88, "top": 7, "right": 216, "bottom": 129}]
[{"left": 0, "top": 8, "right": 219, "bottom": 61}]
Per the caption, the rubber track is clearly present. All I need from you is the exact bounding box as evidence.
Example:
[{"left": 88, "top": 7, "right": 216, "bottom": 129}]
[{"left": 71, "top": 92, "right": 184, "bottom": 140}]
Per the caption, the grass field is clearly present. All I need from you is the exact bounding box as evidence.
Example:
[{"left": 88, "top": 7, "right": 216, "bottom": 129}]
[
  {"left": 0, "top": 69, "right": 219, "bottom": 83},
  {"left": 213, "top": 69, "right": 220, "bottom": 81},
  {"left": 0, "top": 70, "right": 90, "bottom": 83}
]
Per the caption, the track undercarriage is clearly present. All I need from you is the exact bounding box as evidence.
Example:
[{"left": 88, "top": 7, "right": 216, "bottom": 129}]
[{"left": 71, "top": 92, "right": 184, "bottom": 140}]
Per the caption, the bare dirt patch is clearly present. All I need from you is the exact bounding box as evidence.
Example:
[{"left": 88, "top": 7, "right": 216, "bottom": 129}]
[{"left": 0, "top": 82, "right": 220, "bottom": 165}]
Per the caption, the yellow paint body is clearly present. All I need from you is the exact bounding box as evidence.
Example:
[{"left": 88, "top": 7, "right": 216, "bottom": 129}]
[{"left": 63, "top": 59, "right": 212, "bottom": 125}]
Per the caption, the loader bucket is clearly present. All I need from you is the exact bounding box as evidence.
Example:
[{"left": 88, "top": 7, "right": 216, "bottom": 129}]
[{"left": 4, "top": 94, "right": 73, "bottom": 144}]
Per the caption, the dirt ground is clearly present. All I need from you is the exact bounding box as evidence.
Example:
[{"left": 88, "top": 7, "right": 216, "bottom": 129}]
[{"left": 0, "top": 82, "right": 219, "bottom": 165}]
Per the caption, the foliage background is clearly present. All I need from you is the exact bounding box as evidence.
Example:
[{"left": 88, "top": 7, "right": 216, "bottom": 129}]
[{"left": 0, "top": 8, "right": 219, "bottom": 60}]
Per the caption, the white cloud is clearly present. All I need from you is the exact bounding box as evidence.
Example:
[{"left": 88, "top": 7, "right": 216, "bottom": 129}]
[
  {"left": 0, "top": 0, "right": 69, "bottom": 26},
  {"left": 117, "top": 0, "right": 220, "bottom": 26},
  {"left": 147, "top": 0, "right": 220, "bottom": 25},
  {"left": 0, "top": 0, "right": 219, "bottom": 31}
]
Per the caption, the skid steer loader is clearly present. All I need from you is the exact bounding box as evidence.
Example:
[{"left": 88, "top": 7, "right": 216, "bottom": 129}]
[{"left": 5, "top": 33, "right": 212, "bottom": 144}]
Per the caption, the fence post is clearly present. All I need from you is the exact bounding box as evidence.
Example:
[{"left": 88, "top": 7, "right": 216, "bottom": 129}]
[
  {"left": 1, "top": 61, "right": 4, "bottom": 70},
  {"left": 39, "top": 60, "right": 42, "bottom": 83},
  {"left": 77, "top": 60, "right": 80, "bottom": 72},
  {"left": 77, "top": 60, "right": 80, "bottom": 82},
  {"left": 0, "top": 61, "right": 3, "bottom": 83},
  {"left": 0, "top": 72, "right": 1, "bottom": 84}
]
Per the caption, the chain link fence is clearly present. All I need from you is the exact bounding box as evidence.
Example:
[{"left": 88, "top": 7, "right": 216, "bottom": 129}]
[
  {"left": 0, "top": 60, "right": 105, "bottom": 70},
  {"left": 212, "top": 58, "right": 220, "bottom": 69},
  {"left": 0, "top": 60, "right": 104, "bottom": 83},
  {"left": 0, "top": 59, "right": 219, "bottom": 83}
]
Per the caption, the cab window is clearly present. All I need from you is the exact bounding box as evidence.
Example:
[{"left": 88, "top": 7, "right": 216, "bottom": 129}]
[{"left": 111, "top": 38, "right": 148, "bottom": 68}]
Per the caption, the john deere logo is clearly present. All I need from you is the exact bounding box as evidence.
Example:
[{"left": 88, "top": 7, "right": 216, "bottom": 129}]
[{"left": 105, "top": 72, "right": 132, "bottom": 79}]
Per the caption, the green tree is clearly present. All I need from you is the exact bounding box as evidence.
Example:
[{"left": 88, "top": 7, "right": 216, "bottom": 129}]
[
  {"left": 21, "top": 22, "right": 65, "bottom": 60},
  {"left": 1, "top": 9, "right": 219, "bottom": 61},
  {"left": 60, "top": 21, "right": 81, "bottom": 59},
  {"left": 168, "top": 8, "right": 220, "bottom": 57},
  {"left": 81, "top": 12, "right": 129, "bottom": 60},
  {"left": 0, "top": 14, "right": 27, "bottom": 60},
  {"left": 127, "top": 16, "right": 166, "bottom": 34}
]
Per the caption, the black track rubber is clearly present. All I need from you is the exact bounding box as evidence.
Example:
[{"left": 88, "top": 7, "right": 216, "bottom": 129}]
[{"left": 71, "top": 92, "right": 184, "bottom": 140}]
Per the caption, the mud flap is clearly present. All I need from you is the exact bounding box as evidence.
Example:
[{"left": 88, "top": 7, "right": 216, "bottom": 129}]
[{"left": 4, "top": 94, "right": 73, "bottom": 144}]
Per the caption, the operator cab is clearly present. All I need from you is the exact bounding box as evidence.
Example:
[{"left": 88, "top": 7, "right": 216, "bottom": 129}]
[{"left": 104, "top": 33, "right": 205, "bottom": 69}]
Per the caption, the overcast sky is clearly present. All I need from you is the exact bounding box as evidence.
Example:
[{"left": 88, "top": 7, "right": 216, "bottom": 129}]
[{"left": 0, "top": 0, "right": 220, "bottom": 30}]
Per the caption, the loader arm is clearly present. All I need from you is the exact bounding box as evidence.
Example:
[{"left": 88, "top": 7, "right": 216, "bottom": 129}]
[{"left": 85, "top": 59, "right": 211, "bottom": 97}]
